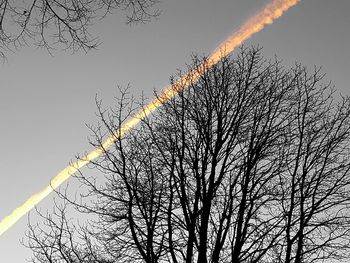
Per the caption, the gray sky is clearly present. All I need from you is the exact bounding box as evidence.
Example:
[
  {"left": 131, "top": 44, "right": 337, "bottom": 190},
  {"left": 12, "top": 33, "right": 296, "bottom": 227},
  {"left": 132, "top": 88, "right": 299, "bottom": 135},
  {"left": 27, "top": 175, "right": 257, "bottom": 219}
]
[{"left": 0, "top": 0, "right": 349, "bottom": 261}]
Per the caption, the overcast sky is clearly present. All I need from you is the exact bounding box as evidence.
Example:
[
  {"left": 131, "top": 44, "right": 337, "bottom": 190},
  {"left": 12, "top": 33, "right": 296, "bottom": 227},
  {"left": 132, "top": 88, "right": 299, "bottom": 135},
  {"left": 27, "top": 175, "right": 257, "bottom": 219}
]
[{"left": 0, "top": 0, "right": 349, "bottom": 261}]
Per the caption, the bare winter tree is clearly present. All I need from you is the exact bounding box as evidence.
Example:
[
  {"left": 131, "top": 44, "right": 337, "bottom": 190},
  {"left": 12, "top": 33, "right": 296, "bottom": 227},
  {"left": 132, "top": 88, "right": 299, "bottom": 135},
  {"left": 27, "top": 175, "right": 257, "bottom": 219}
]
[
  {"left": 26, "top": 46, "right": 350, "bottom": 263},
  {"left": 0, "top": 0, "right": 160, "bottom": 59}
]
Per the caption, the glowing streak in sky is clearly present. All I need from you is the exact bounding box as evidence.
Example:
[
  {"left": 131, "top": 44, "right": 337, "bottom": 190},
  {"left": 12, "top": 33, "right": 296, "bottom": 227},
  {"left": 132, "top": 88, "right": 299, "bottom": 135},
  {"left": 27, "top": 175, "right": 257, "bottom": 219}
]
[{"left": 0, "top": 0, "right": 300, "bottom": 236}]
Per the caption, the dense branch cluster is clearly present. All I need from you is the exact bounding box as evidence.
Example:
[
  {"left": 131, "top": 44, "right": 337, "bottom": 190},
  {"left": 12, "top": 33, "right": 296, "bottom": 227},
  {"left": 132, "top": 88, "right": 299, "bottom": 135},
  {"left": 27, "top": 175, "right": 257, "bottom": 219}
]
[
  {"left": 27, "top": 47, "right": 350, "bottom": 263},
  {"left": 0, "top": 0, "right": 160, "bottom": 59}
]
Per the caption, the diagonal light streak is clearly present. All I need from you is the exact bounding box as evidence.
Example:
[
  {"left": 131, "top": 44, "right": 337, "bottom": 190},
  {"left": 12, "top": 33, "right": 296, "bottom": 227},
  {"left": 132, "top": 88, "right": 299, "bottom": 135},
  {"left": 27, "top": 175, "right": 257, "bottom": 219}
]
[{"left": 0, "top": 0, "right": 300, "bottom": 236}]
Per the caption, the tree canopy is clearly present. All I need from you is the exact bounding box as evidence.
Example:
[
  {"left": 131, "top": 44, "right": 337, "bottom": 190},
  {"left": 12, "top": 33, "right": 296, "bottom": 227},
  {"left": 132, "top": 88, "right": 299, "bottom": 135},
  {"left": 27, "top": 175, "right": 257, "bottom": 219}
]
[{"left": 27, "top": 46, "right": 350, "bottom": 263}]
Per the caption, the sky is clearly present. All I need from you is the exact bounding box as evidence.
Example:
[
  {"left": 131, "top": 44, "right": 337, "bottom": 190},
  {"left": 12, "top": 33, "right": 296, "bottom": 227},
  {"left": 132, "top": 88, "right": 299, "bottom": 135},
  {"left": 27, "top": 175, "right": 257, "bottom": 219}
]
[{"left": 0, "top": 0, "right": 349, "bottom": 261}]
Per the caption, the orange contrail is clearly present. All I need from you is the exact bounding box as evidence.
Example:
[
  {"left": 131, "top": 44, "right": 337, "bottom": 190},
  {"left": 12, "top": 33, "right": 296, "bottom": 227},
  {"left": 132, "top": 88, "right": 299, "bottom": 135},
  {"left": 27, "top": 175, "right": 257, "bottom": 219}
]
[{"left": 0, "top": 0, "right": 300, "bottom": 236}]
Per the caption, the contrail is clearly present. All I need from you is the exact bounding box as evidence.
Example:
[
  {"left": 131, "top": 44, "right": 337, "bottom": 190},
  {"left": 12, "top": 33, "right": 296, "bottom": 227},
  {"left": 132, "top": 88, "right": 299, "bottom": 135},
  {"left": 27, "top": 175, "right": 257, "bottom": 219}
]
[{"left": 0, "top": 0, "right": 300, "bottom": 236}]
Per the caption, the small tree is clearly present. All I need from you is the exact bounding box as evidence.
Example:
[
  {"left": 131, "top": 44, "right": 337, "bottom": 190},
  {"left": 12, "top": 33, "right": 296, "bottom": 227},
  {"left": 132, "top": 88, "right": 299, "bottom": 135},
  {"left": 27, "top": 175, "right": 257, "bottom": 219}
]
[
  {"left": 0, "top": 0, "right": 160, "bottom": 59},
  {"left": 26, "top": 46, "right": 350, "bottom": 263}
]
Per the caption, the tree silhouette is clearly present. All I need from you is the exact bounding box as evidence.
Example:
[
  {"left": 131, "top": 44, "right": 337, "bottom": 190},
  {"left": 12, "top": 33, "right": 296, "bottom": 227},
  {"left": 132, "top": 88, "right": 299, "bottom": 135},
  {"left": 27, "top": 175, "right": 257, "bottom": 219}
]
[
  {"left": 26, "top": 46, "right": 350, "bottom": 263},
  {"left": 0, "top": 0, "right": 160, "bottom": 59}
]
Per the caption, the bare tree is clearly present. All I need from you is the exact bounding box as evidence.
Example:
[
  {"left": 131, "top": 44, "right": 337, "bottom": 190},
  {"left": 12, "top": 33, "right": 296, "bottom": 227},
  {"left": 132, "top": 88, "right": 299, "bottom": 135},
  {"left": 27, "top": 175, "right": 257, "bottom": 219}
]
[
  {"left": 26, "top": 46, "right": 350, "bottom": 263},
  {"left": 0, "top": 0, "right": 160, "bottom": 59},
  {"left": 273, "top": 66, "right": 350, "bottom": 263}
]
